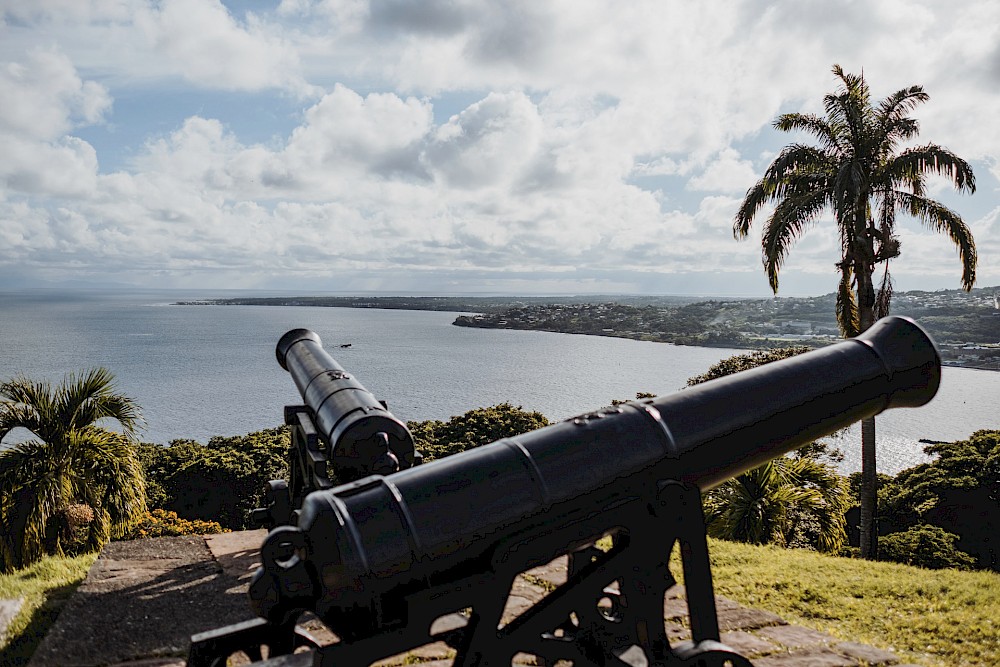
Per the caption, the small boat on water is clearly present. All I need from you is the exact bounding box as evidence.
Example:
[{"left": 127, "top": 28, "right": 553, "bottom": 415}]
[{"left": 340, "top": 343, "right": 352, "bottom": 348}]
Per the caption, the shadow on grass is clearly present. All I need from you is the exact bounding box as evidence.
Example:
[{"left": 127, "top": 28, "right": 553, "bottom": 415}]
[{"left": 0, "top": 580, "right": 85, "bottom": 667}]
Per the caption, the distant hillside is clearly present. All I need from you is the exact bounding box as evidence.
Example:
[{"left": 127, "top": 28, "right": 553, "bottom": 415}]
[{"left": 178, "top": 287, "right": 1000, "bottom": 369}]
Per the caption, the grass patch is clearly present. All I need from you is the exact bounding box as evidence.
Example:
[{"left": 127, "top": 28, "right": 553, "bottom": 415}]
[
  {"left": 0, "top": 553, "right": 96, "bottom": 666},
  {"left": 703, "top": 539, "right": 1000, "bottom": 666}
]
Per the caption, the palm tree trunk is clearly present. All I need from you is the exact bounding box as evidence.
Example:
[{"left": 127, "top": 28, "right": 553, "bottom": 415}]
[
  {"left": 859, "top": 416, "right": 878, "bottom": 559},
  {"left": 856, "top": 253, "right": 879, "bottom": 560}
]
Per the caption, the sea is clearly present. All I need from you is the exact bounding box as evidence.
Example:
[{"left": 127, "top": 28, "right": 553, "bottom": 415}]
[{"left": 1, "top": 289, "right": 997, "bottom": 475}]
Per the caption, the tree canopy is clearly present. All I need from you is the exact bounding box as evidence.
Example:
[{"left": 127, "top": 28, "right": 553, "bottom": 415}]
[{"left": 879, "top": 430, "right": 999, "bottom": 570}]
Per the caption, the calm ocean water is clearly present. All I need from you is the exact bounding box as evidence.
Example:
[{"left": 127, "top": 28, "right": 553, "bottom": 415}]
[{"left": 1, "top": 289, "right": 997, "bottom": 474}]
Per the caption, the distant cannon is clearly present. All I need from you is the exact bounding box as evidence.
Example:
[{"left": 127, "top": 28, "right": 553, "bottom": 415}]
[
  {"left": 191, "top": 316, "right": 941, "bottom": 667},
  {"left": 251, "top": 328, "right": 418, "bottom": 529}
]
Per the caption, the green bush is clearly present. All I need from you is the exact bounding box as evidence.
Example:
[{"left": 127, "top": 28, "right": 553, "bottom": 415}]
[
  {"left": 686, "top": 347, "right": 810, "bottom": 386},
  {"left": 409, "top": 403, "right": 550, "bottom": 461},
  {"left": 878, "top": 430, "right": 1000, "bottom": 571},
  {"left": 141, "top": 428, "right": 289, "bottom": 530},
  {"left": 879, "top": 524, "right": 977, "bottom": 570},
  {"left": 125, "top": 509, "right": 226, "bottom": 539}
]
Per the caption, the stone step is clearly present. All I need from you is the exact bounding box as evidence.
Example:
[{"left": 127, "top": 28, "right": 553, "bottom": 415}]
[{"left": 0, "top": 597, "right": 24, "bottom": 645}]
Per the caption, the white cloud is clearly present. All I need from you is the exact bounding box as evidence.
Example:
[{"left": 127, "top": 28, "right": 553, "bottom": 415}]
[
  {"left": 423, "top": 91, "right": 542, "bottom": 189},
  {"left": 0, "top": 48, "right": 110, "bottom": 140},
  {"left": 133, "top": 0, "right": 315, "bottom": 94},
  {"left": 284, "top": 85, "right": 433, "bottom": 180},
  {"left": 686, "top": 149, "right": 759, "bottom": 194},
  {"left": 1, "top": 1, "right": 316, "bottom": 96},
  {"left": 1, "top": 0, "right": 1000, "bottom": 293},
  {"left": 0, "top": 135, "right": 100, "bottom": 198}
]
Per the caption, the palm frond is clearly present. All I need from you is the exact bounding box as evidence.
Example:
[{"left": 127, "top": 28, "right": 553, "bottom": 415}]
[
  {"left": 825, "top": 66, "right": 870, "bottom": 156},
  {"left": 875, "top": 85, "right": 927, "bottom": 150},
  {"left": 898, "top": 193, "right": 977, "bottom": 289},
  {"left": 0, "top": 375, "right": 53, "bottom": 409},
  {"left": 0, "top": 376, "right": 55, "bottom": 443},
  {"left": 0, "top": 403, "right": 45, "bottom": 444},
  {"left": 734, "top": 178, "right": 775, "bottom": 239},
  {"left": 832, "top": 162, "right": 863, "bottom": 226},
  {"left": 875, "top": 266, "right": 893, "bottom": 320},
  {"left": 889, "top": 145, "right": 976, "bottom": 194},
  {"left": 881, "top": 115, "right": 920, "bottom": 148},
  {"left": 71, "top": 429, "right": 147, "bottom": 538},
  {"left": 58, "top": 368, "right": 143, "bottom": 439},
  {"left": 765, "top": 144, "right": 835, "bottom": 183},
  {"left": 762, "top": 188, "right": 829, "bottom": 292},
  {"left": 875, "top": 191, "right": 896, "bottom": 240},
  {"left": 705, "top": 455, "right": 845, "bottom": 551},
  {"left": 877, "top": 85, "right": 928, "bottom": 122},
  {"left": 0, "top": 440, "right": 70, "bottom": 570},
  {"left": 773, "top": 113, "right": 840, "bottom": 150},
  {"left": 734, "top": 145, "right": 831, "bottom": 239},
  {"left": 873, "top": 193, "right": 900, "bottom": 264}
]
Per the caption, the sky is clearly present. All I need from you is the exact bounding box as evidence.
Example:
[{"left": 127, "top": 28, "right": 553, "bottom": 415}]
[{"left": 1, "top": 0, "right": 999, "bottom": 297}]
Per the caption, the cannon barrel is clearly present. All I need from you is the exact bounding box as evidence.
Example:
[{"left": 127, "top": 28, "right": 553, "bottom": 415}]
[
  {"left": 276, "top": 328, "right": 416, "bottom": 480},
  {"left": 253, "top": 316, "right": 940, "bottom": 636}
]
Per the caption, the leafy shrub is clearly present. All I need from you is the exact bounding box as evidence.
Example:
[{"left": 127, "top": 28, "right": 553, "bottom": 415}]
[
  {"left": 686, "top": 347, "right": 810, "bottom": 386},
  {"left": 125, "top": 509, "right": 226, "bottom": 539},
  {"left": 879, "top": 524, "right": 977, "bottom": 570},
  {"left": 409, "top": 403, "right": 550, "bottom": 461},
  {"left": 878, "top": 430, "right": 1000, "bottom": 571},
  {"left": 141, "top": 428, "right": 290, "bottom": 530}
]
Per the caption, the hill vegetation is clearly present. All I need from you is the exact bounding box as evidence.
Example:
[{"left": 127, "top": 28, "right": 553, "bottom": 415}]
[{"left": 181, "top": 285, "right": 1000, "bottom": 369}]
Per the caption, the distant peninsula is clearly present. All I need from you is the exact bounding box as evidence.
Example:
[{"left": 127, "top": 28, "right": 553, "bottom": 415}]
[{"left": 176, "top": 287, "right": 1000, "bottom": 370}]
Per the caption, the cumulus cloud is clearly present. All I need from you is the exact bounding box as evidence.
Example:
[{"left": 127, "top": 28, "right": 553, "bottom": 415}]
[
  {"left": 134, "top": 0, "right": 315, "bottom": 94},
  {"left": 423, "top": 92, "right": 542, "bottom": 189},
  {"left": 0, "top": 49, "right": 108, "bottom": 198},
  {"left": 686, "top": 149, "right": 759, "bottom": 194},
  {"left": 284, "top": 85, "right": 433, "bottom": 181},
  {"left": 1, "top": 0, "right": 999, "bottom": 293},
  {"left": 0, "top": 135, "right": 100, "bottom": 198},
  {"left": 0, "top": 48, "right": 110, "bottom": 140},
  {"left": 2, "top": 0, "right": 316, "bottom": 95}
]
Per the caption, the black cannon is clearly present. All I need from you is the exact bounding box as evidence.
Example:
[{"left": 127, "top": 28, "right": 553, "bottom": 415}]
[
  {"left": 190, "top": 316, "right": 941, "bottom": 667},
  {"left": 252, "top": 328, "right": 420, "bottom": 529}
]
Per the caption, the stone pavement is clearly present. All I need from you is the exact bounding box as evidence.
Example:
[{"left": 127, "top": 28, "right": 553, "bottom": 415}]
[
  {"left": 1, "top": 597, "right": 24, "bottom": 645},
  {"left": 27, "top": 531, "right": 919, "bottom": 666}
]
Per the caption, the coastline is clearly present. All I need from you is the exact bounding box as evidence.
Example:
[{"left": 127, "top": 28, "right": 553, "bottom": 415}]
[{"left": 177, "top": 294, "right": 1000, "bottom": 371}]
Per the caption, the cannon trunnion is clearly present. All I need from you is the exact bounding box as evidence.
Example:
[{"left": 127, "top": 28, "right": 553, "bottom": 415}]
[{"left": 189, "top": 316, "right": 941, "bottom": 667}]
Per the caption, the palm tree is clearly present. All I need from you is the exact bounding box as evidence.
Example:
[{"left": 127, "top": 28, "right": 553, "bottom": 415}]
[
  {"left": 0, "top": 368, "right": 146, "bottom": 572},
  {"left": 733, "top": 65, "right": 977, "bottom": 559},
  {"left": 703, "top": 453, "right": 849, "bottom": 553}
]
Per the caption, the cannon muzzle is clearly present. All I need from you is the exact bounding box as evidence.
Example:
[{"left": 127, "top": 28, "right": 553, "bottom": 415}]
[{"left": 276, "top": 328, "right": 416, "bottom": 482}]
